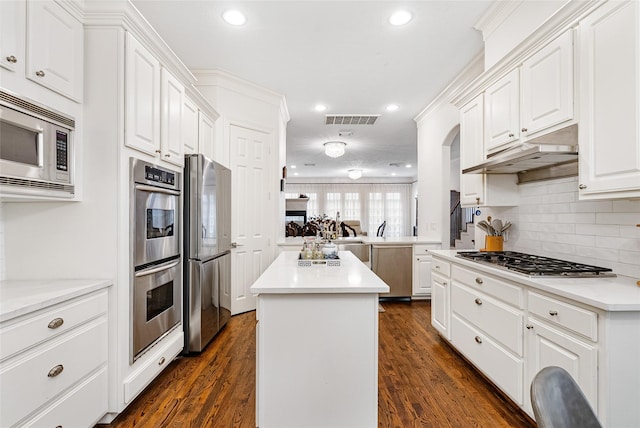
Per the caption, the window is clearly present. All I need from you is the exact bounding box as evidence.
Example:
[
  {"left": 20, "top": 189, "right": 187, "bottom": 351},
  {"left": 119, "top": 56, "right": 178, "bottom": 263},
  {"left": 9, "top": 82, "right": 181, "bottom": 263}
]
[{"left": 343, "top": 193, "right": 360, "bottom": 220}]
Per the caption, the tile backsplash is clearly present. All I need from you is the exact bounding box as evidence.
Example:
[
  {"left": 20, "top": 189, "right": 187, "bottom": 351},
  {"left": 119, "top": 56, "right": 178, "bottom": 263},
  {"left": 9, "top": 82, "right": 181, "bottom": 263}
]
[{"left": 481, "top": 176, "right": 640, "bottom": 279}]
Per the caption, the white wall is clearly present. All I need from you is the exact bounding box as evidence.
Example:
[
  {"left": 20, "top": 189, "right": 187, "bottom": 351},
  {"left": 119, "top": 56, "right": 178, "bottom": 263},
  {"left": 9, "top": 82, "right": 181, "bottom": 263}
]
[
  {"left": 450, "top": 133, "right": 461, "bottom": 192},
  {"left": 478, "top": 177, "right": 640, "bottom": 279},
  {"left": 0, "top": 203, "right": 4, "bottom": 280}
]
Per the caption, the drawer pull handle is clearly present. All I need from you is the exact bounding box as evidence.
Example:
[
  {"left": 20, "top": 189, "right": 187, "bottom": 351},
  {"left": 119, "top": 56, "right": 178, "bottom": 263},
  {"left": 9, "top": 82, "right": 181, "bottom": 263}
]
[
  {"left": 35, "top": 70, "right": 45, "bottom": 77},
  {"left": 48, "top": 317, "right": 64, "bottom": 329},
  {"left": 474, "top": 298, "right": 482, "bottom": 306},
  {"left": 158, "top": 357, "right": 166, "bottom": 366},
  {"left": 435, "top": 265, "right": 440, "bottom": 269},
  {"left": 526, "top": 324, "right": 534, "bottom": 330},
  {"left": 48, "top": 364, "right": 64, "bottom": 378},
  {"left": 508, "top": 133, "right": 514, "bottom": 138},
  {"left": 474, "top": 336, "right": 483, "bottom": 344},
  {"left": 6, "top": 55, "right": 17, "bottom": 63},
  {"left": 549, "top": 310, "right": 558, "bottom": 316},
  {"left": 443, "top": 281, "right": 448, "bottom": 285},
  {"left": 475, "top": 277, "right": 483, "bottom": 285}
]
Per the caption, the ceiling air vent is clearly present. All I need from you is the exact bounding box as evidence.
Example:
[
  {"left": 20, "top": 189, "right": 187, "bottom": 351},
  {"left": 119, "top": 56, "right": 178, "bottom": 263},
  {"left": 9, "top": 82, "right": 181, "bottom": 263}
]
[{"left": 325, "top": 115, "right": 380, "bottom": 125}]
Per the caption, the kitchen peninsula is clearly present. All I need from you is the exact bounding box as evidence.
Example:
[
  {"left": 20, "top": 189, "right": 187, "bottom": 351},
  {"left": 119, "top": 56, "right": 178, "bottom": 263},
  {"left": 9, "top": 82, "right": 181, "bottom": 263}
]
[{"left": 250, "top": 250, "right": 389, "bottom": 428}]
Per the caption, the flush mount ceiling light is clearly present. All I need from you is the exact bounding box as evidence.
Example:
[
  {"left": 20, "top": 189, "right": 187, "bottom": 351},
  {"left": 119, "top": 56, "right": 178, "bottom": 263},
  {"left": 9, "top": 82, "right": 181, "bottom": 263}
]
[
  {"left": 386, "top": 104, "right": 399, "bottom": 112},
  {"left": 324, "top": 141, "right": 346, "bottom": 158},
  {"left": 222, "top": 10, "right": 246, "bottom": 26},
  {"left": 389, "top": 10, "right": 413, "bottom": 26},
  {"left": 314, "top": 104, "right": 327, "bottom": 112},
  {"left": 348, "top": 169, "right": 362, "bottom": 180}
]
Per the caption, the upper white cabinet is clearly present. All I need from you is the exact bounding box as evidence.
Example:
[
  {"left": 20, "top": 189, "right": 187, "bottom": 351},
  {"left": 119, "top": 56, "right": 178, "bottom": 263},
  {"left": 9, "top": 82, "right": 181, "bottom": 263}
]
[
  {"left": 182, "top": 96, "right": 199, "bottom": 155},
  {"left": 125, "top": 32, "right": 185, "bottom": 167},
  {"left": 578, "top": 0, "right": 640, "bottom": 199},
  {"left": 199, "top": 112, "right": 216, "bottom": 161},
  {"left": 520, "top": 30, "right": 574, "bottom": 138},
  {"left": 484, "top": 69, "right": 520, "bottom": 153},
  {"left": 0, "top": 0, "right": 23, "bottom": 72},
  {"left": 1, "top": 0, "right": 82, "bottom": 102},
  {"left": 125, "top": 32, "right": 161, "bottom": 157},
  {"left": 26, "top": 0, "right": 83, "bottom": 102},
  {"left": 160, "top": 68, "right": 185, "bottom": 167},
  {"left": 460, "top": 95, "right": 485, "bottom": 206}
]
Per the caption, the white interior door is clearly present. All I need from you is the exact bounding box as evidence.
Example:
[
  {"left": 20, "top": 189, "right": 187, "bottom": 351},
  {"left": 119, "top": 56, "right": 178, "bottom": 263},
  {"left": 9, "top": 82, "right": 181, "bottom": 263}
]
[{"left": 230, "top": 125, "right": 270, "bottom": 315}]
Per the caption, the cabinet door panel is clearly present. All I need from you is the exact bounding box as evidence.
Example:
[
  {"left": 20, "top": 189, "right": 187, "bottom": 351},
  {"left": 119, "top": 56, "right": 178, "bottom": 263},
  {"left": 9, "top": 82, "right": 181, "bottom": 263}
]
[
  {"left": 26, "top": 1, "right": 83, "bottom": 101},
  {"left": 0, "top": 0, "right": 23, "bottom": 72},
  {"left": 182, "top": 97, "right": 199, "bottom": 155},
  {"left": 578, "top": 0, "right": 640, "bottom": 198},
  {"left": 431, "top": 272, "right": 449, "bottom": 339},
  {"left": 521, "top": 30, "right": 574, "bottom": 136},
  {"left": 199, "top": 112, "right": 215, "bottom": 160},
  {"left": 413, "top": 256, "right": 431, "bottom": 296},
  {"left": 125, "top": 33, "right": 161, "bottom": 156},
  {"left": 460, "top": 94, "right": 485, "bottom": 206},
  {"left": 161, "top": 68, "right": 184, "bottom": 166},
  {"left": 485, "top": 69, "right": 519, "bottom": 153}
]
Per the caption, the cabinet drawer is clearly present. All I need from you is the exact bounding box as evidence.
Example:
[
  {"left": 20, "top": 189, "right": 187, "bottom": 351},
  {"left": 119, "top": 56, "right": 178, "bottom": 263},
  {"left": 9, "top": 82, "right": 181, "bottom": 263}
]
[
  {"left": 22, "top": 368, "right": 108, "bottom": 427},
  {"left": 451, "top": 314, "right": 524, "bottom": 405},
  {"left": 0, "top": 318, "right": 107, "bottom": 427},
  {"left": 453, "top": 265, "right": 524, "bottom": 308},
  {"left": 0, "top": 290, "right": 108, "bottom": 361},
  {"left": 528, "top": 291, "right": 597, "bottom": 341},
  {"left": 414, "top": 244, "right": 439, "bottom": 255},
  {"left": 431, "top": 258, "right": 451, "bottom": 277},
  {"left": 452, "top": 283, "right": 523, "bottom": 356}
]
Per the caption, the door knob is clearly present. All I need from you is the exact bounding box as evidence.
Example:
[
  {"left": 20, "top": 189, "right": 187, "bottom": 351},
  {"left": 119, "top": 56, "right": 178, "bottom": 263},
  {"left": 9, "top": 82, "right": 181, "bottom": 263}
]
[{"left": 231, "top": 242, "right": 243, "bottom": 248}]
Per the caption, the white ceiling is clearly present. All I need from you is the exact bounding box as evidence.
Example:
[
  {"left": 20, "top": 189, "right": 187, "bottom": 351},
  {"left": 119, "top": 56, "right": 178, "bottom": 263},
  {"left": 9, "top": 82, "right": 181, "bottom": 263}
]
[{"left": 132, "top": 0, "right": 491, "bottom": 180}]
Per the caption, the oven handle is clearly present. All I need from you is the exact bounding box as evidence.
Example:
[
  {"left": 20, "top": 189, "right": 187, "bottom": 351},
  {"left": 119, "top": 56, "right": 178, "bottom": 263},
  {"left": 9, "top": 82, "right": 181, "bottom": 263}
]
[
  {"left": 135, "top": 259, "right": 181, "bottom": 277},
  {"left": 134, "top": 183, "right": 181, "bottom": 196}
]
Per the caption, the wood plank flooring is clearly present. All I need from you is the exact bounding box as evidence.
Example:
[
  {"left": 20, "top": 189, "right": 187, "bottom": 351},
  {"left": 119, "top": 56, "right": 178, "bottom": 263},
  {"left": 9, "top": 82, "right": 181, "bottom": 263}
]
[{"left": 104, "top": 301, "right": 535, "bottom": 427}]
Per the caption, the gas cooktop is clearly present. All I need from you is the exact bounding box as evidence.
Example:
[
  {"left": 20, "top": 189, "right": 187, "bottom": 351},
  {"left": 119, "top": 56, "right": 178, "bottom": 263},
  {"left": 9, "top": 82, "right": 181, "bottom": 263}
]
[{"left": 456, "top": 251, "right": 616, "bottom": 278}]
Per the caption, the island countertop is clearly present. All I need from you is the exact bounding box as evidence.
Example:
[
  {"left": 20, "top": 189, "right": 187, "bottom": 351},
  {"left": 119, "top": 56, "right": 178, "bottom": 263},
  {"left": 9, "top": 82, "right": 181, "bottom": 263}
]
[{"left": 250, "top": 250, "right": 390, "bottom": 294}]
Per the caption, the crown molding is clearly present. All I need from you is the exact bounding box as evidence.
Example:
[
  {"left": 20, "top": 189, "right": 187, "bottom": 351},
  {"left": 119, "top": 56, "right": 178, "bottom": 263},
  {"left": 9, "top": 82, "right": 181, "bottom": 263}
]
[{"left": 474, "top": 1, "right": 523, "bottom": 42}]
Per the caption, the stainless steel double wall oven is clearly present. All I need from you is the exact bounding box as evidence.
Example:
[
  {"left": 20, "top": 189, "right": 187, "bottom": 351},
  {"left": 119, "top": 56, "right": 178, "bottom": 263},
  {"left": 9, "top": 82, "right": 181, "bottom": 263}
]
[{"left": 130, "top": 158, "right": 182, "bottom": 362}]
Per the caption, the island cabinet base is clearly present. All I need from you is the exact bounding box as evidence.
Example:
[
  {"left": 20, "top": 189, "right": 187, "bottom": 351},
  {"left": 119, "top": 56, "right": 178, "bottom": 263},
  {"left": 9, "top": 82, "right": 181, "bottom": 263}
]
[{"left": 256, "top": 293, "right": 379, "bottom": 428}]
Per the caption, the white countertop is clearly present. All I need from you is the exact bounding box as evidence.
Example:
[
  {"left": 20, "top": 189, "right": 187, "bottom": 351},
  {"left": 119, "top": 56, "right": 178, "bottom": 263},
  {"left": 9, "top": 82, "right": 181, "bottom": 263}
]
[
  {"left": 250, "top": 251, "right": 390, "bottom": 294},
  {"left": 430, "top": 250, "right": 640, "bottom": 312},
  {"left": 0, "top": 279, "right": 113, "bottom": 322},
  {"left": 278, "top": 236, "right": 441, "bottom": 246}
]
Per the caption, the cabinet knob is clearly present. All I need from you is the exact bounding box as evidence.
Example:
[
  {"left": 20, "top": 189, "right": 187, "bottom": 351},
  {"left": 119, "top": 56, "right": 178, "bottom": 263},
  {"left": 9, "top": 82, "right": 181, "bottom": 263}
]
[
  {"left": 579, "top": 184, "right": 587, "bottom": 190},
  {"left": 474, "top": 298, "right": 482, "bottom": 306},
  {"left": 526, "top": 324, "right": 534, "bottom": 330},
  {"left": 35, "top": 70, "right": 45, "bottom": 77},
  {"left": 549, "top": 310, "right": 558, "bottom": 316},
  {"left": 47, "top": 364, "right": 64, "bottom": 378},
  {"left": 443, "top": 281, "right": 448, "bottom": 285},
  {"left": 165, "top": 153, "right": 171, "bottom": 158},
  {"left": 435, "top": 265, "right": 440, "bottom": 269},
  {"left": 508, "top": 133, "right": 514, "bottom": 138},
  {"left": 155, "top": 149, "right": 162, "bottom": 154},
  {"left": 474, "top": 336, "right": 483, "bottom": 344},
  {"left": 48, "top": 317, "right": 64, "bottom": 329},
  {"left": 6, "top": 55, "right": 17, "bottom": 63},
  {"left": 521, "top": 127, "right": 528, "bottom": 132},
  {"left": 475, "top": 277, "right": 483, "bottom": 285},
  {"left": 158, "top": 357, "right": 166, "bottom": 365}
]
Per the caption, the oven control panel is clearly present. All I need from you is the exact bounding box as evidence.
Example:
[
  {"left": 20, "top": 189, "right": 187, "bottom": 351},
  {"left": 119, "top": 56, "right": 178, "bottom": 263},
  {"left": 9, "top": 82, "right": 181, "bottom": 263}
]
[{"left": 145, "top": 165, "right": 175, "bottom": 186}]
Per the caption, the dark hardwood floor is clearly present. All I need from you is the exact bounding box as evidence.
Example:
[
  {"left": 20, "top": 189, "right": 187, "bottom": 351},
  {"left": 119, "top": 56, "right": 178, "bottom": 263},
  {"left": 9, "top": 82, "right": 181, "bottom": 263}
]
[{"left": 104, "top": 301, "right": 535, "bottom": 427}]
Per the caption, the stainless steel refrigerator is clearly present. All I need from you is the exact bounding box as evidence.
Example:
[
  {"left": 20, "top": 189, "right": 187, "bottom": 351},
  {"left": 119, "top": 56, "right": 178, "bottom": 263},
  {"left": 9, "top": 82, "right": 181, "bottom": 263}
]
[{"left": 183, "top": 154, "right": 232, "bottom": 353}]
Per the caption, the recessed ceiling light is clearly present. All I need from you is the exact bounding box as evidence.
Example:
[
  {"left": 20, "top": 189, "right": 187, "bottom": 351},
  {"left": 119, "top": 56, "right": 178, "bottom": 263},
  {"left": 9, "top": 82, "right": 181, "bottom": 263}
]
[
  {"left": 290, "top": 165, "right": 296, "bottom": 169},
  {"left": 391, "top": 172, "right": 397, "bottom": 176},
  {"left": 314, "top": 104, "right": 327, "bottom": 112},
  {"left": 222, "top": 10, "right": 246, "bottom": 26},
  {"left": 386, "top": 104, "right": 399, "bottom": 112},
  {"left": 389, "top": 10, "right": 412, "bottom": 26},
  {"left": 294, "top": 172, "right": 299, "bottom": 176},
  {"left": 406, "top": 164, "right": 412, "bottom": 168}
]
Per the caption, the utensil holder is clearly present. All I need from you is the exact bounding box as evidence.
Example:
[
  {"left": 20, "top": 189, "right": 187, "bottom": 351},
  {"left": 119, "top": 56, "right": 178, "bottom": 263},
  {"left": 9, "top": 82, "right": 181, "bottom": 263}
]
[{"left": 484, "top": 236, "right": 504, "bottom": 252}]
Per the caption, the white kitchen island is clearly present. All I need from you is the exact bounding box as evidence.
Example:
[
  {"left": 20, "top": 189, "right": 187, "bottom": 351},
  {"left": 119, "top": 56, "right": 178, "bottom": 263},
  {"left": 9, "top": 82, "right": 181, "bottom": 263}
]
[{"left": 250, "top": 250, "right": 389, "bottom": 428}]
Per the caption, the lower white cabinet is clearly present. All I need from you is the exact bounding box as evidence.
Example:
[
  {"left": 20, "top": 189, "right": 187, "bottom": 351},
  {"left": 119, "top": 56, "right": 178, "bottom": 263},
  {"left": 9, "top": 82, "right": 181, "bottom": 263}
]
[
  {"left": 413, "top": 244, "right": 439, "bottom": 298},
  {"left": 430, "top": 258, "right": 451, "bottom": 339},
  {"left": 0, "top": 289, "right": 109, "bottom": 427}
]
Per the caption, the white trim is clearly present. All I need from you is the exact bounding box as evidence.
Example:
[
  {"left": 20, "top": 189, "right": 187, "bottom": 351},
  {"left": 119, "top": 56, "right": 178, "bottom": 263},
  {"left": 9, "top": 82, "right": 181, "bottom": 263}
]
[
  {"left": 286, "top": 176, "right": 415, "bottom": 185},
  {"left": 474, "top": 1, "right": 523, "bottom": 42}
]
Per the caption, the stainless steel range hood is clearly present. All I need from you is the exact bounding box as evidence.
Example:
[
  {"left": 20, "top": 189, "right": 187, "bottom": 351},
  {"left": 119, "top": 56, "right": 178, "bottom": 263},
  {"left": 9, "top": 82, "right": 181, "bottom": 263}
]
[{"left": 463, "top": 124, "right": 579, "bottom": 174}]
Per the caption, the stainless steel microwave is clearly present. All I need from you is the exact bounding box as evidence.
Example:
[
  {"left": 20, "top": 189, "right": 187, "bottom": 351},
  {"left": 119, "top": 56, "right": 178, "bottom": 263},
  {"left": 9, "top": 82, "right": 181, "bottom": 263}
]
[{"left": 0, "top": 90, "right": 75, "bottom": 198}]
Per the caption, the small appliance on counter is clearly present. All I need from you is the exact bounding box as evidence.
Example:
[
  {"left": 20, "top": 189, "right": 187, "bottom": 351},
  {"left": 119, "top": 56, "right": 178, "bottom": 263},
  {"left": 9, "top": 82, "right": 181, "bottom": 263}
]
[{"left": 183, "top": 154, "right": 232, "bottom": 353}]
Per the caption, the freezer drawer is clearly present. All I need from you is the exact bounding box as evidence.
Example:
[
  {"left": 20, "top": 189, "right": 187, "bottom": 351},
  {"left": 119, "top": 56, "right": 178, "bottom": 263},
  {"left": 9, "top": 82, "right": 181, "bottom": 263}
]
[{"left": 371, "top": 245, "right": 413, "bottom": 297}]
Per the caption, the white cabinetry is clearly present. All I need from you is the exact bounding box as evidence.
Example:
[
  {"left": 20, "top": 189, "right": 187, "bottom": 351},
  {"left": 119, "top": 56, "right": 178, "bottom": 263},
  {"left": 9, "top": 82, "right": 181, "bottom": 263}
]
[
  {"left": 450, "top": 265, "right": 525, "bottom": 405},
  {"left": 26, "top": 0, "right": 83, "bottom": 102},
  {"left": 1, "top": 0, "right": 82, "bottom": 102},
  {"left": 160, "top": 68, "right": 184, "bottom": 167},
  {"left": 412, "top": 244, "right": 440, "bottom": 298},
  {"left": 525, "top": 291, "right": 598, "bottom": 415},
  {"left": 520, "top": 30, "right": 574, "bottom": 138},
  {"left": 182, "top": 96, "right": 199, "bottom": 154},
  {"left": 430, "top": 256, "right": 451, "bottom": 339},
  {"left": 125, "top": 32, "right": 161, "bottom": 156},
  {"left": 0, "top": 290, "right": 109, "bottom": 427},
  {"left": 578, "top": 0, "right": 640, "bottom": 199},
  {"left": 125, "top": 33, "right": 185, "bottom": 167},
  {"left": 198, "top": 111, "right": 216, "bottom": 161},
  {"left": 0, "top": 0, "right": 23, "bottom": 72},
  {"left": 460, "top": 94, "right": 518, "bottom": 208},
  {"left": 484, "top": 69, "right": 519, "bottom": 153}
]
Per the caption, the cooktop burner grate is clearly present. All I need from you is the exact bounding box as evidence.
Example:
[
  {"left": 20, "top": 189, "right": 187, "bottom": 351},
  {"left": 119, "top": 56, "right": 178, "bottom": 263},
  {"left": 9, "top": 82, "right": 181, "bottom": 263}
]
[{"left": 456, "top": 251, "right": 616, "bottom": 277}]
